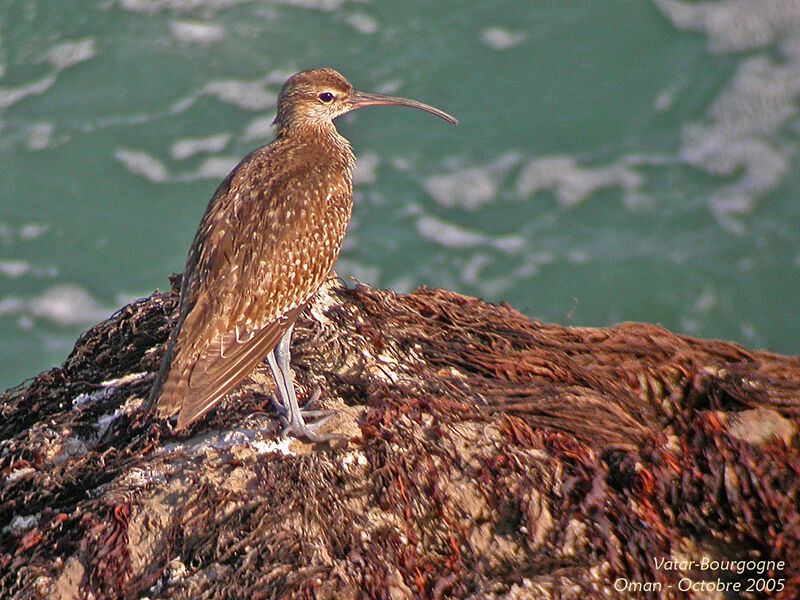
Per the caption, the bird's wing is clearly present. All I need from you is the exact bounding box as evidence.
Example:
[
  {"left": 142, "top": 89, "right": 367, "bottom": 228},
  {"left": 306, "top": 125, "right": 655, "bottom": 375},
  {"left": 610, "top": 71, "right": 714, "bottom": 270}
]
[
  {"left": 152, "top": 141, "right": 351, "bottom": 430},
  {"left": 166, "top": 302, "right": 306, "bottom": 430}
]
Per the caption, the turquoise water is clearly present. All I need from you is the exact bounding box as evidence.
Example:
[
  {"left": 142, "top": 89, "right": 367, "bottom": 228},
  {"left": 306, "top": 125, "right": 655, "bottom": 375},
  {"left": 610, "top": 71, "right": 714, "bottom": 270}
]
[{"left": 1, "top": 0, "right": 799, "bottom": 391}]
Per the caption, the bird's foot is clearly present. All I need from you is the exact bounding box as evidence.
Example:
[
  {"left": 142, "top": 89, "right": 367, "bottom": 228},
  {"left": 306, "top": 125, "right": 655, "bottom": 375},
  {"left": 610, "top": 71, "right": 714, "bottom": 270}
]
[
  {"left": 302, "top": 386, "right": 323, "bottom": 410},
  {"left": 279, "top": 412, "right": 344, "bottom": 442},
  {"left": 271, "top": 386, "right": 345, "bottom": 442}
]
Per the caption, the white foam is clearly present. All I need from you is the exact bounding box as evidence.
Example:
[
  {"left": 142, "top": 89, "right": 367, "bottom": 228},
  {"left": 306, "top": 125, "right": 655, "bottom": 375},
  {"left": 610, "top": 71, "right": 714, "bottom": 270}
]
[
  {"left": 654, "top": 87, "right": 677, "bottom": 112},
  {"left": 515, "top": 155, "right": 644, "bottom": 208},
  {"left": 653, "top": 0, "right": 800, "bottom": 54},
  {"left": 480, "top": 27, "right": 526, "bottom": 50},
  {"left": 0, "top": 296, "right": 25, "bottom": 316},
  {"left": 386, "top": 276, "right": 415, "bottom": 294},
  {"left": 416, "top": 215, "right": 489, "bottom": 249},
  {"left": 171, "top": 76, "right": 278, "bottom": 115},
  {"left": 391, "top": 156, "right": 413, "bottom": 172},
  {"left": 242, "top": 115, "right": 276, "bottom": 141},
  {"left": 45, "top": 39, "right": 97, "bottom": 70},
  {"left": 200, "top": 78, "right": 277, "bottom": 111},
  {"left": 424, "top": 154, "right": 520, "bottom": 210},
  {"left": 740, "top": 321, "right": 762, "bottom": 346},
  {"left": 114, "top": 148, "right": 169, "bottom": 182},
  {"left": 116, "top": 0, "right": 246, "bottom": 12},
  {"left": 694, "top": 288, "right": 717, "bottom": 313},
  {"left": 27, "top": 122, "right": 55, "bottom": 151},
  {"left": 460, "top": 253, "right": 492, "bottom": 285},
  {"left": 0, "top": 38, "right": 94, "bottom": 111},
  {"left": 270, "top": 0, "right": 350, "bottom": 10},
  {"left": 178, "top": 155, "right": 239, "bottom": 180},
  {"left": 0, "top": 260, "right": 30, "bottom": 278},
  {"left": 171, "top": 133, "right": 231, "bottom": 160},
  {"left": 566, "top": 250, "right": 590, "bottom": 264},
  {"left": 0, "top": 255, "right": 54, "bottom": 278},
  {"left": 346, "top": 13, "right": 379, "bottom": 35},
  {"left": 334, "top": 259, "right": 380, "bottom": 284},
  {"left": 736, "top": 257, "right": 756, "bottom": 273},
  {"left": 169, "top": 20, "right": 225, "bottom": 43},
  {"left": 425, "top": 167, "right": 496, "bottom": 210},
  {"left": 0, "top": 75, "right": 57, "bottom": 110},
  {"left": 353, "top": 152, "right": 379, "bottom": 185},
  {"left": 492, "top": 236, "right": 526, "bottom": 255},
  {"left": 680, "top": 316, "right": 701, "bottom": 335},
  {"left": 655, "top": 0, "right": 800, "bottom": 233},
  {"left": 28, "top": 284, "right": 112, "bottom": 327},
  {"left": 678, "top": 55, "right": 798, "bottom": 233}
]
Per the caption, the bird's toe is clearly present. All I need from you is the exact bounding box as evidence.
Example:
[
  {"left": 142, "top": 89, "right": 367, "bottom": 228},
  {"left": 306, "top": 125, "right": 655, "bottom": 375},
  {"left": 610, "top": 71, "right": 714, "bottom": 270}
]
[
  {"left": 303, "top": 386, "right": 323, "bottom": 410},
  {"left": 281, "top": 414, "right": 345, "bottom": 442}
]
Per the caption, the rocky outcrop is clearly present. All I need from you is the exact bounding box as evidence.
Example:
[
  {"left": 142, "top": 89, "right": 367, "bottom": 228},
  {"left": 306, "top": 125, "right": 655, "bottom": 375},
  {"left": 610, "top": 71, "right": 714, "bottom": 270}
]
[{"left": 2, "top": 278, "right": 798, "bottom": 599}]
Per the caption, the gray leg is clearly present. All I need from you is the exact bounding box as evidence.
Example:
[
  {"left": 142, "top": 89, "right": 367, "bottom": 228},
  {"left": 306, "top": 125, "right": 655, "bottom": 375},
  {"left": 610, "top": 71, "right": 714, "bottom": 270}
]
[
  {"left": 268, "top": 347, "right": 326, "bottom": 421},
  {"left": 268, "top": 324, "right": 341, "bottom": 441},
  {"left": 266, "top": 349, "right": 289, "bottom": 405}
]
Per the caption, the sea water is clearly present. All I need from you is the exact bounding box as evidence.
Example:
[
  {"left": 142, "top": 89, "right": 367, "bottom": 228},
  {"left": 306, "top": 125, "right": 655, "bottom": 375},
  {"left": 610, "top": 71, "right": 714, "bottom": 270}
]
[{"left": 1, "top": 0, "right": 798, "bottom": 390}]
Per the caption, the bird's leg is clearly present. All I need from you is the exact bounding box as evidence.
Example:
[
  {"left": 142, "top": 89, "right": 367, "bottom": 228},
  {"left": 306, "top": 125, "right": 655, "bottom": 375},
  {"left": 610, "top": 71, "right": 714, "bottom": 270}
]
[
  {"left": 266, "top": 349, "right": 290, "bottom": 409},
  {"left": 268, "top": 324, "right": 342, "bottom": 441},
  {"left": 267, "top": 350, "right": 327, "bottom": 420},
  {"left": 267, "top": 350, "right": 330, "bottom": 418}
]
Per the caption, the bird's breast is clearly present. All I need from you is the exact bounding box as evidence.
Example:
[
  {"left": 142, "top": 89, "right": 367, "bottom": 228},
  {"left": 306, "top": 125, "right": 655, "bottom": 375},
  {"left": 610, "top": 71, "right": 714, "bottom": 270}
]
[{"left": 235, "top": 154, "right": 353, "bottom": 321}]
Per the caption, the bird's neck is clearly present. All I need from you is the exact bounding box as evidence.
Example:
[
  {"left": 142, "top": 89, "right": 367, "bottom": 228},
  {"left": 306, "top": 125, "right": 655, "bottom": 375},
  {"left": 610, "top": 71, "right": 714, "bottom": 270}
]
[{"left": 276, "top": 120, "right": 355, "bottom": 172}]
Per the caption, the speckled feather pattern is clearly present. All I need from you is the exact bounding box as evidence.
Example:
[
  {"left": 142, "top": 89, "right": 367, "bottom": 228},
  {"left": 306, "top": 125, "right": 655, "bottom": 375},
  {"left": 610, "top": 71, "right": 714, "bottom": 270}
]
[
  {"left": 151, "top": 89, "right": 355, "bottom": 428},
  {"left": 147, "top": 67, "right": 454, "bottom": 431}
]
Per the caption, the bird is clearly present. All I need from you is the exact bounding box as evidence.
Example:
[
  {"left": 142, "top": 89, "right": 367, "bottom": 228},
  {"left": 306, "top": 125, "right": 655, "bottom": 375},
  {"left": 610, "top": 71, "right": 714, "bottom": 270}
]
[{"left": 147, "top": 68, "right": 457, "bottom": 441}]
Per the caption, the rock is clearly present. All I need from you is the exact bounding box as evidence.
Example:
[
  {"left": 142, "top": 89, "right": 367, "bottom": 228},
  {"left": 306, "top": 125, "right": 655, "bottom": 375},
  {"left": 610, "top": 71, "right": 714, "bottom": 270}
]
[{"left": 2, "top": 278, "right": 799, "bottom": 599}]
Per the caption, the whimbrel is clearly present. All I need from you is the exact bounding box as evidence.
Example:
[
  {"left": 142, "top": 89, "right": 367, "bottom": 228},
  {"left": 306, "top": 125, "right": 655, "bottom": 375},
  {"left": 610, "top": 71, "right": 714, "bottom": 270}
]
[{"left": 148, "top": 68, "right": 456, "bottom": 440}]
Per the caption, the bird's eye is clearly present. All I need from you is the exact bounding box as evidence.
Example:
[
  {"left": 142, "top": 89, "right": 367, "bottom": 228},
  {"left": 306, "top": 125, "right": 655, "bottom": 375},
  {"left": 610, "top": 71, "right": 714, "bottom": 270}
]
[{"left": 318, "top": 92, "right": 335, "bottom": 103}]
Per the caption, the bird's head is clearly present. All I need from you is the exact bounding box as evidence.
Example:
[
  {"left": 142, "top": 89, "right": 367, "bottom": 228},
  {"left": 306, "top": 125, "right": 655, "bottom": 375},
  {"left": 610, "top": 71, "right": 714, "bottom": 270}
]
[{"left": 273, "top": 68, "right": 457, "bottom": 133}]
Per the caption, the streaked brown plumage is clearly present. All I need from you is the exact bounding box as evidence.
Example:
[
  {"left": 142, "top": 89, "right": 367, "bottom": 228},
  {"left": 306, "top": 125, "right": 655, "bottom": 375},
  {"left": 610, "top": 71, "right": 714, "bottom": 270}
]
[{"left": 147, "top": 68, "right": 457, "bottom": 440}]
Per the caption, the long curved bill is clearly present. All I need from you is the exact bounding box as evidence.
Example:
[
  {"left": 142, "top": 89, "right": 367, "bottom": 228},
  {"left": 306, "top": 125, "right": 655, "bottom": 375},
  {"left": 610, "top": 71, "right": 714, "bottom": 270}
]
[{"left": 350, "top": 91, "right": 458, "bottom": 125}]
